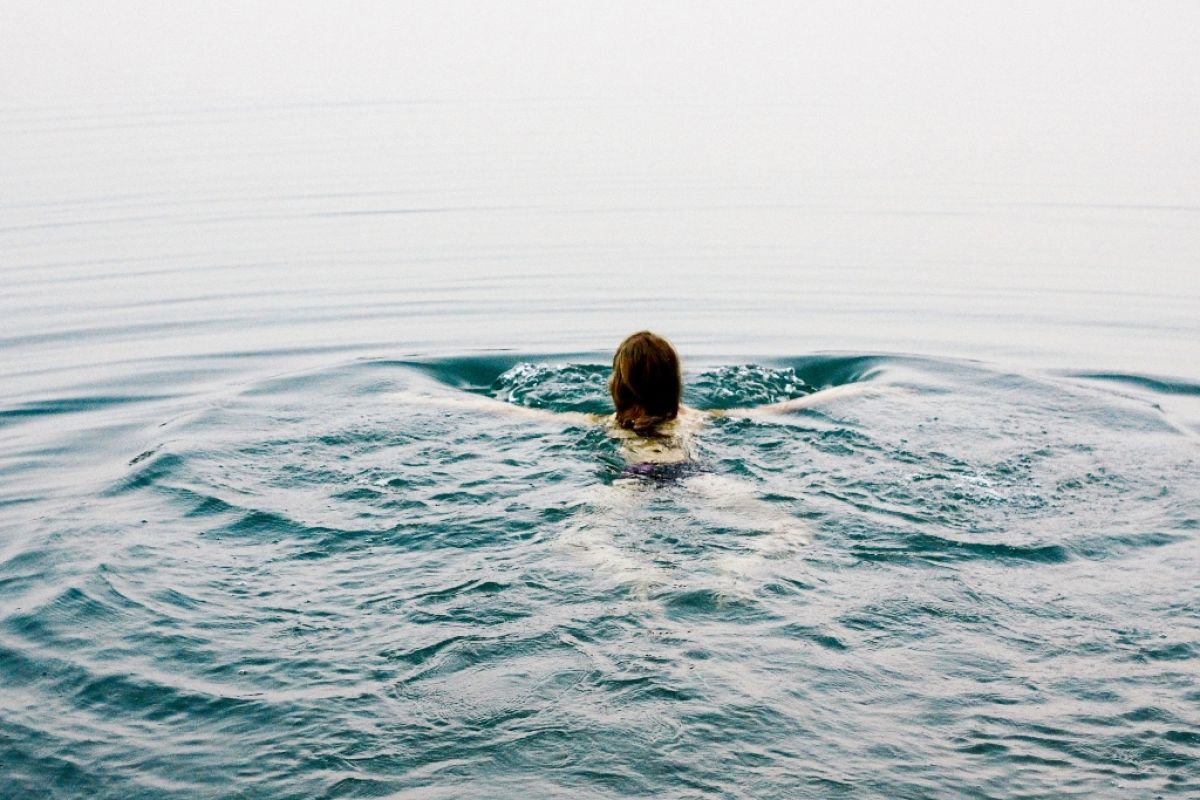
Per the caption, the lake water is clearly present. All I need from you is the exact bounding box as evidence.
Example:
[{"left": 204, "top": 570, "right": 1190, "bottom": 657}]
[{"left": 3, "top": 5, "right": 1200, "bottom": 798}]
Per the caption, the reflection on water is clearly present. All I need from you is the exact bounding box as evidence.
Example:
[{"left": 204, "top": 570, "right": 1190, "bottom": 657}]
[
  {"left": 3, "top": 98, "right": 1198, "bottom": 399},
  {"left": 2, "top": 36, "right": 1200, "bottom": 798}
]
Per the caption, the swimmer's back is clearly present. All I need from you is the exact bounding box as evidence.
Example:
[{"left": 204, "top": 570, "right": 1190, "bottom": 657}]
[{"left": 609, "top": 405, "right": 705, "bottom": 465}]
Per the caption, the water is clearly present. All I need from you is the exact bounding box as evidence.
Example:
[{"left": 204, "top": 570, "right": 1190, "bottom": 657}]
[
  {"left": 4, "top": 4, "right": 1200, "bottom": 798},
  {"left": 4, "top": 351, "right": 1198, "bottom": 799}
]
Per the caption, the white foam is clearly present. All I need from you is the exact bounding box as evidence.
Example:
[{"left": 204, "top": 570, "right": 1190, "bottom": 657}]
[{"left": 558, "top": 472, "right": 812, "bottom": 598}]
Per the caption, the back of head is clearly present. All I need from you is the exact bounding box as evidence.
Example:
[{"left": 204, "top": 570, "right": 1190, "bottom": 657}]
[{"left": 610, "top": 331, "right": 682, "bottom": 435}]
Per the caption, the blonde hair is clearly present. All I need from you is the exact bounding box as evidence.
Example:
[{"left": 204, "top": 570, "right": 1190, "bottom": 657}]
[{"left": 610, "top": 331, "right": 682, "bottom": 435}]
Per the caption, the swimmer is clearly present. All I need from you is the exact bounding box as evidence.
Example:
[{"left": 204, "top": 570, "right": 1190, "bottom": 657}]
[
  {"left": 394, "top": 329, "right": 882, "bottom": 466},
  {"left": 599, "top": 330, "right": 879, "bottom": 473},
  {"left": 393, "top": 331, "right": 885, "bottom": 591}
]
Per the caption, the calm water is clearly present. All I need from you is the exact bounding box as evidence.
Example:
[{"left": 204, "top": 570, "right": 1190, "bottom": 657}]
[{"left": 3, "top": 84, "right": 1200, "bottom": 799}]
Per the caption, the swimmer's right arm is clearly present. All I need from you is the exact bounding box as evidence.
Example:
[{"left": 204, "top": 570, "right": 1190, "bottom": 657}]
[
  {"left": 712, "top": 382, "right": 890, "bottom": 418},
  {"left": 391, "top": 390, "right": 605, "bottom": 426}
]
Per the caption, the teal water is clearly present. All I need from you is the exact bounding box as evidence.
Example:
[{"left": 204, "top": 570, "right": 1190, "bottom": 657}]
[
  {"left": 2, "top": 347, "right": 1198, "bottom": 798},
  {"left": 3, "top": 20, "right": 1200, "bottom": 795}
]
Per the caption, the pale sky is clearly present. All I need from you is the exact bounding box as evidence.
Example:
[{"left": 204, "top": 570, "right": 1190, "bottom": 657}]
[
  {"left": 2, "top": 1, "right": 1198, "bottom": 112},
  {"left": 3, "top": 2, "right": 1198, "bottom": 210}
]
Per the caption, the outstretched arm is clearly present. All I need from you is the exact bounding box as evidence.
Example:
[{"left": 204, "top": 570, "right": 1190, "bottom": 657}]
[
  {"left": 712, "top": 381, "right": 889, "bottom": 418},
  {"left": 391, "top": 389, "right": 605, "bottom": 426}
]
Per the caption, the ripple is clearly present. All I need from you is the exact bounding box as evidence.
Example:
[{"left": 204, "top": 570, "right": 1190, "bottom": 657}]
[
  {"left": 3, "top": 350, "right": 1199, "bottom": 798},
  {"left": 1068, "top": 371, "right": 1200, "bottom": 397},
  {"left": 0, "top": 394, "right": 177, "bottom": 423}
]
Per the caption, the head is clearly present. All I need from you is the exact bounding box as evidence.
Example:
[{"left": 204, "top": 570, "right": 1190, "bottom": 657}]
[{"left": 610, "top": 331, "right": 682, "bottom": 434}]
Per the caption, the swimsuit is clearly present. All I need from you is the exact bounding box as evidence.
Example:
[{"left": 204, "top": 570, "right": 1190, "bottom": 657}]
[{"left": 617, "top": 461, "right": 699, "bottom": 482}]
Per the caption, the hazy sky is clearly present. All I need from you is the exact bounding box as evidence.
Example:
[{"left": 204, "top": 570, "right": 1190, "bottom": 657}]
[{"left": 3, "top": 1, "right": 1198, "bottom": 110}]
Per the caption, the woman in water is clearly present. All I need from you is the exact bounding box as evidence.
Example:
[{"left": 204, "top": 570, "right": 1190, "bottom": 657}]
[
  {"left": 599, "top": 330, "right": 873, "bottom": 479},
  {"left": 398, "top": 328, "right": 879, "bottom": 493},
  {"left": 398, "top": 329, "right": 876, "bottom": 472},
  {"left": 396, "top": 331, "right": 880, "bottom": 589}
]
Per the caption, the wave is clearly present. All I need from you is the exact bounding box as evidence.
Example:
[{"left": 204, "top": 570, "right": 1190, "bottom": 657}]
[{"left": 1064, "top": 371, "right": 1200, "bottom": 397}]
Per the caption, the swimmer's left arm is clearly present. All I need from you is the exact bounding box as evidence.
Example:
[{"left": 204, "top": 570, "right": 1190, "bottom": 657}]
[
  {"left": 391, "top": 390, "right": 604, "bottom": 426},
  {"left": 489, "top": 403, "right": 603, "bottom": 426}
]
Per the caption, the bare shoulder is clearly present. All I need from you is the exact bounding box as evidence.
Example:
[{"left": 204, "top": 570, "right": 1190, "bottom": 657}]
[{"left": 675, "top": 404, "right": 713, "bottom": 430}]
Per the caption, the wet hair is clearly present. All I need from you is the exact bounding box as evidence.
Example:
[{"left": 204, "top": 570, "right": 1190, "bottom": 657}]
[{"left": 610, "top": 331, "right": 682, "bottom": 435}]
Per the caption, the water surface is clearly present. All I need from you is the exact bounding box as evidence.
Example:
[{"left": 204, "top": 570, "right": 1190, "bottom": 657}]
[{"left": 2, "top": 17, "right": 1200, "bottom": 797}]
